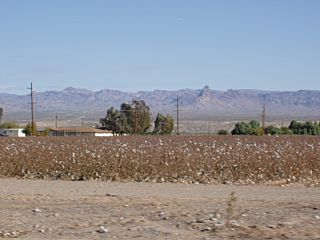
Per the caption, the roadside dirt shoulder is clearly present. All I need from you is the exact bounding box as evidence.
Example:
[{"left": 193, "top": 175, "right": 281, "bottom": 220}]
[{"left": 0, "top": 179, "right": 319, "bottom": 239}]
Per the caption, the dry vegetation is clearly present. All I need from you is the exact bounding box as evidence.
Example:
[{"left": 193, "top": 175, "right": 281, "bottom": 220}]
[{"left": 1, "top": 135, "right": 320, "bottom": 186}]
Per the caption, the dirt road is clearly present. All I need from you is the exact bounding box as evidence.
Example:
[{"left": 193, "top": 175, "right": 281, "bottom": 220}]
[{"left": 0, "top": 179, "right": 319, "bottom": 239}]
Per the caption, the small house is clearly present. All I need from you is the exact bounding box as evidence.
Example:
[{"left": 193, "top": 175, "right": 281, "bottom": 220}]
[{"left": 49, "top": 127, "right": 113, "bottom": 137}]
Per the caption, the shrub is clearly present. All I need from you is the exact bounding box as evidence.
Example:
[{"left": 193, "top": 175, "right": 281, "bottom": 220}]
[{"left": 218, "top": 129, "right": 229, "bottom": 135}]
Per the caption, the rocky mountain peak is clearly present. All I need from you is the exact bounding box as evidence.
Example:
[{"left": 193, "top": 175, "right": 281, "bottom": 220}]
[{"left": 199, "top": 85, "right": 213, "bottom": 97}]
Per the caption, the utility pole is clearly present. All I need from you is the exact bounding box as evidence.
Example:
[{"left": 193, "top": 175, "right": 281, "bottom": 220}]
[
  {"left": 262, "top": 104, "right": 266, "bottom": 134},
  {"left": 176, "top": 96, "right": 180, "bottom": 135},
  {"left": 134, "top": 102, "right": 137, "bottom": 134},
  {"left": 27, "top": 82, "right": 35, "bottom": 136},
  {"left": 55, "top": 113, "right": 58, "bottom": 128},
  {"left": 131, "top": 99, "right": 138, "bottom": 134}
]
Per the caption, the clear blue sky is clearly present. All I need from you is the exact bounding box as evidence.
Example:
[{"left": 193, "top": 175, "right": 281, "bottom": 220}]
[{"left": 0, "top": 0, "right": 319, "bottom": 94}]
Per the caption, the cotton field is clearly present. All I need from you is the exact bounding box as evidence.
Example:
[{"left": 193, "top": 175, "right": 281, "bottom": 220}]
[{"left": 1, "top": 135, "right": 320, "bottom": 185}]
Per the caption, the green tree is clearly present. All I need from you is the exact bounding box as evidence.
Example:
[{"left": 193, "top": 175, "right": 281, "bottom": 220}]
[
  {"left": 120, "top": 99, "right": 151, "bottom": 134},
  {"left": 279, "top": 127, "right": 293, "bottom": 135},
  {"left": 314, "top": 122, "right": 320, "bottom": 135},
  {"left": 249, "top": 120, "right": 260, "bottom": 129},
  {"left": 265, "top": 125, "right": 281, "bottom": 135},
  {"left": 153, "top": 113, "right": 174, "bottom": 135},
  {"left": 101, "top": 100, "right": 151, "bottom": 135},
  {"left": 23, "top": 122, "right": 37, "bottom": 136},
  {"left": 288, "top": 120, "right": 299, "bottom": 134},
  {"left": 231, "top": 122, "right": 250, "bottom": 135},
  {"left": 231, "top": 120, "right": 263, "bottom": 135},
  {"left": 0, "top": 122, "right": 20, "bottom": 129},
  {"left": 120, "top": 103, "right": 133, "bottom": 133},
  {"left": 289, "top": 120, "right": 320, "bottom": 135},
  {"left": 217, "top": 129, "right": 229, "bottom": 135},
  {"left": 100, "top": 107, "right": 129, "bottom": 135}
]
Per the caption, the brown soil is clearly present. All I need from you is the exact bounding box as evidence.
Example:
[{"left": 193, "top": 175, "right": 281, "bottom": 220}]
[{"left": 0, "top": 179, "right": 319, "bottom": 239}]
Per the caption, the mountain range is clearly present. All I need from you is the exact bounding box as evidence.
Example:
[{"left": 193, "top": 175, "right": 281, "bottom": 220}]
[{"left": 1, "top": 86, "right": 320, "bottom": 122}]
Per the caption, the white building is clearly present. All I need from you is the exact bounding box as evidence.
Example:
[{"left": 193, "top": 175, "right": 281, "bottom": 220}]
[
  {"left": 49, "top": 127, "right": 113, "bottom": 137},
  {"left": 0, "top": 128, "right": 26, "bottom": 137}
]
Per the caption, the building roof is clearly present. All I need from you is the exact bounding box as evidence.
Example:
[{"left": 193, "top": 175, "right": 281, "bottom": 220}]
[
  {"left": 51, "top": 127, "right": 112, "bottom": 133},
  {"left": 0, "top": 128, "right": 24, "bottom": 130}
]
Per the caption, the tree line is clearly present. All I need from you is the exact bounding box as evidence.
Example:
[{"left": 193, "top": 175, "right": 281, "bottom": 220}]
[
  {"left": 100, "top": 100, "right": 174, "bottom": 135},
  {"left": 2, "top": 103, "right": 320, "bottom": 136},
  {"left": 225, "top": 120, "right": 320, "bottom": 136}
]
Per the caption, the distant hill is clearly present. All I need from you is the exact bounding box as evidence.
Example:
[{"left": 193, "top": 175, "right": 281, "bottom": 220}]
[{"left": 1, "top": 86, "right": 320, "bottom": 122}]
